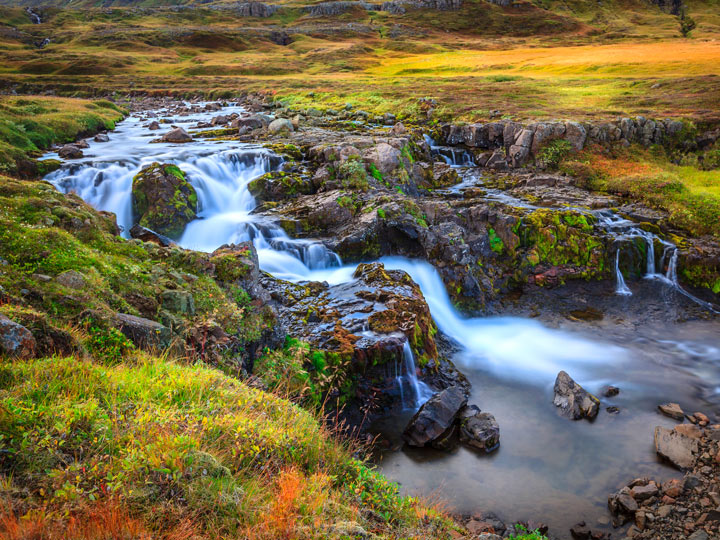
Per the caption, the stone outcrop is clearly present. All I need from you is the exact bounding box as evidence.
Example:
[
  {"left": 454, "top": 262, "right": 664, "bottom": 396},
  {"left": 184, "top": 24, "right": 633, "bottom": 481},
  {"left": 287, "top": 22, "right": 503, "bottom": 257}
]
[
  {"left": 131, "top": 163, "right": 197, "bottom": 239},
  {"left": 381, "top": 0, "right": 461, "bottom": 13},
  {"left": 306, "top": 1, "right": 379, "bottom": 16},
  {"left": 211, "top": 2, "right": 279, "bottom": 17},
  {"left": 553, "top": 370, "right": 600, "bottom": 420},
  {"left": 439, "top": 116, "right": 686, "bottom": 168}
]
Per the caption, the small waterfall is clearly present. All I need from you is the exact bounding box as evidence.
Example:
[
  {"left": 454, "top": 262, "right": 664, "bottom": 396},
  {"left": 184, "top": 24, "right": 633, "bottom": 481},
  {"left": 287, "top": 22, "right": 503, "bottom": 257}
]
[
  {"left": 423, "top": 134, "right": 475, "bottom": 167},
  {"left": 396, "top": 341, "right": 434, "bottom": 410},
  {"left": 615, "top": 249, "right": 632, "bottom": 296},
  {"left": 26, "top": 7, "right": 42, "bottom": 24}
]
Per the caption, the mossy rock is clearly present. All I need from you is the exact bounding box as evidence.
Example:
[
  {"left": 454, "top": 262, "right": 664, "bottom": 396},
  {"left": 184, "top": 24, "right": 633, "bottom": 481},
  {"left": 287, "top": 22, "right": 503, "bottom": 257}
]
[
  {"left": 131, "top": 162, "right": 197, "bottom": 239},
  {"left": 248, "top": 170, "right": 313, "bottom": 201}
]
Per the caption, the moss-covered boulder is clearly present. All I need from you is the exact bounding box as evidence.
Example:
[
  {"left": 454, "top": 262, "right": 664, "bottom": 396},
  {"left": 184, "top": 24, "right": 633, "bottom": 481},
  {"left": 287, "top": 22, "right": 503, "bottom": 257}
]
[{"left": 131, "top": 163, "right": 197, "bottom": 239}]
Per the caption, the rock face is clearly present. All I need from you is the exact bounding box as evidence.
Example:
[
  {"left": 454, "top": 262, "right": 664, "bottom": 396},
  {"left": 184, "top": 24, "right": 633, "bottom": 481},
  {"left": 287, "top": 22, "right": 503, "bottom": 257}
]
[
  {"left": 654, "top": 426, "right": 699, "bottom": 469},
  {"left": 228, "top": 2, "right": 279, "bottom": 17},
  {"left": 553, "top": 371, "right": 600, "bottom": 420},
  {"left": 0, "top": 314, "right": 36, "bottom": 359},
  {"left": 131, "top": 163, "right": 197, "bottom": 239},
  {"left": 160, "top": 127, "right": 192, "bottom": 143},
  {"left": 403, "top": 386, "right": 468, "bottom": 447},
  {"left": 459, "top": 409, "right": 500, "bottom": 452}
]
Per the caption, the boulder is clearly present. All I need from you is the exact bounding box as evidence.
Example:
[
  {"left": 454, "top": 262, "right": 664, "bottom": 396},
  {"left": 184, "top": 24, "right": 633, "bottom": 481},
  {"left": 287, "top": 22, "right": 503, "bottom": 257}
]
[
  {"left": 94, "top": 133, "right": 110, "bottom": 143},
  {"left": 56, "top": 269, "right": 86, "bottom": 289},
  {"left": 553, "top": 371, "right": 600, "bottom": 420},
  {"left": 363, "top": 143, "right": 401, "bottom": 175},
  {"left": 58, "top": 145, "right": 83, "bottom": 159},
  {"left": 235, "top": 114, "right": 271, "bottom": 131},
  {"left": 0, "top": 314, "right": 36, "bottom": 359},
  {"left": 160, "top": 290, "right": 195, "bottom": 316},
  {"left": 403, "top": 385, "right": 467, "bottom": 447},
  {"left": 459, "top": 409, "right": 500, "bottom": 452},
  {"left": 268, "top": 118, "right": 294, "bottom": 135},
  {"left": 211, "top": 242, "right": 266, "bottom": 301},
  {"left": 131, "top": 163, "right": 197, "bottom": 239},
  {"left": 658, "top": 402, "right": 685, "bottom": 421},
  {"left": 147, "top": 121, "right": 161, "bottom": 130},
  {"left": 160, "top": 127, "right": 192, "bottom": 143},
  {"left": 114, "top": 313, "right": 172, "bottom": 350},
  {"left": 654, "top": 426, "right": 698, "bottom": 469}
]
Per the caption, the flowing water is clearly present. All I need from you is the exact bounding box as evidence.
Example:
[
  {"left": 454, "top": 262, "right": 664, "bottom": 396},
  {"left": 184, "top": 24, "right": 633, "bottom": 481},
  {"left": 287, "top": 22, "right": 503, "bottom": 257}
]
[{"left": 44, "top": 105, "right": 720, "bottom": 538}]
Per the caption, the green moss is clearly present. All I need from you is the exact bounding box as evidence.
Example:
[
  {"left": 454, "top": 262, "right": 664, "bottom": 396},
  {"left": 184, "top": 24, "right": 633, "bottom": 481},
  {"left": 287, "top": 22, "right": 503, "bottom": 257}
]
[{"left": 488, "top": 228, "right": 504, "bottom": 254}]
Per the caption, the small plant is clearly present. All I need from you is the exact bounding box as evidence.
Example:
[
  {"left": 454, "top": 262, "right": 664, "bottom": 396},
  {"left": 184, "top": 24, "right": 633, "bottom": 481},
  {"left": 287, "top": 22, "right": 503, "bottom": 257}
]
[
  {"left": 86, "top": 324, "right": 135, "bottom": 364},
  {"left": 508, "top": 524, "right": 548, "bottom": 540},
  {"left": 338, "top": 157, "right": 370, "bottom": 192},
  {"left": 539, "top": 139, "right": 573, "bottom": 169}
]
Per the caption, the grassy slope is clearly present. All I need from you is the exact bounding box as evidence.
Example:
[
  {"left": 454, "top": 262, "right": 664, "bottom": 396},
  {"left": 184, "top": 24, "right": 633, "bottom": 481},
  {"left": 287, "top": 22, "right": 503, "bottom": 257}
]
[{"left": 0, "top": 95, "right": 125, "bottom": 175}]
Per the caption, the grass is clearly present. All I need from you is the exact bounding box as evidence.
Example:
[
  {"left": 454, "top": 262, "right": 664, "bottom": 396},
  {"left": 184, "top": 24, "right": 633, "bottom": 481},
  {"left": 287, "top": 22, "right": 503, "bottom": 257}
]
[
  {"left": 560, "top": 144, "right": 720, "bottom": 238},
  {"left": 0, "top": 354, "right": 456, "bottom": 539},
  {"left": 0, "top": 96, "right": 126, "bottom": 175},
  {"left": 0, "top": 0, "right": 718, "bottom": 122}
]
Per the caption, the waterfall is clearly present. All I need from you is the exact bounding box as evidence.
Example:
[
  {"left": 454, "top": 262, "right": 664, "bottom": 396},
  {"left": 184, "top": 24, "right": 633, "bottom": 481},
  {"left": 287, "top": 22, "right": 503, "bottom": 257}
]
[
  {"left": 396, "top": 341, "right": 434, "bottom": 410},
  {"left": 615, "top": 249, "right": 632, "bottom": 296},
  {"left": 424, "top": 134, "right": 475, "bottom": 167}
]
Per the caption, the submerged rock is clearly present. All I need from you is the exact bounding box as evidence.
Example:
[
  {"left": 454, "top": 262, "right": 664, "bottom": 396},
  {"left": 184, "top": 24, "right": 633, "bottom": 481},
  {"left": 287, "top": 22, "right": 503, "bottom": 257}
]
[
  {"left": 553, "top": 370, "right": 600, "bottom": 420},
  {"left": 0, "top": 314, "right": 36, "bottom": 359},
  {"left": 131, "top": 163, "right": 197, "bottom": 239},
  {"left": 403, "top": 385, "right": 467, "bottom": 447}
]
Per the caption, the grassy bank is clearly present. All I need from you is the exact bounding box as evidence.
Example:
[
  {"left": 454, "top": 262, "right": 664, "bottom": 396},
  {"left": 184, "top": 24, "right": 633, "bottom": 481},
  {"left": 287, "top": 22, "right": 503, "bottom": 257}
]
[
  {"left": 0, "top": 354, "right": 457, "bottom": 539},
  {"left": 560, "top": 144, "right": 720, "bottom": 239},
  {"left": 0, "top": 96, "right": 126, "bottom": 175}
]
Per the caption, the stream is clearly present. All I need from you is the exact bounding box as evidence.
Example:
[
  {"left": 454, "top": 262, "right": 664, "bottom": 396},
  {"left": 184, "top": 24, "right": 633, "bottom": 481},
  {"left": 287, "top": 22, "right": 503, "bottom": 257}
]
[{"left": 44, "top": 103, "right": 720, "bottom": 538}]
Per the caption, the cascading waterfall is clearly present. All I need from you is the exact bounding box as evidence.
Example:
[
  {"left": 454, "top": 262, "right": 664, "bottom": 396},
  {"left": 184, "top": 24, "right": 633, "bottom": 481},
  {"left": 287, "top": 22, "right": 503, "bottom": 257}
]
[
  {"left": 396, "top": 341, "right": 434, "bottom": 409},
  {"left": 615, "top": 248, "right": 632, "bottom": 296},
  {"left": 423, "top": 134, "right": 475, "bottom": 167},
  {"left": 596, "top": 211, "right": 717, "bottom": 311}
]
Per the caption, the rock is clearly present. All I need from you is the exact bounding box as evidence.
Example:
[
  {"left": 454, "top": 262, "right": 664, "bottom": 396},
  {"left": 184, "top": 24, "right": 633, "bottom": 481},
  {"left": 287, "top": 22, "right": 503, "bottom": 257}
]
[
  {"left": 603, "top": 386, "right": 620, "bottom": 397},
  {"left": 658, "top": 402, "right": 685, "bottom": 420},
  {"left": 631, "top": 482, "right": 659, "bottom": 501},
  {"left": 459, "top": 410, "right": 500, "bottom": 452},
  {"left": 56, "top": 269, "right": 86, "bottom": 289},
  {"left": 608, "top": 488, "right": 639, "bottom": 526},
  {"left": 114, "top": 313, "right": 172, "bottom": 350},
  {"left": 94, "top": 133, "right": 110, "bottom": 142},
  {"left": 403, "top": 386, "right": 468, "bottom": 447},
  {"left": 74, "top": 140, "right": 89, "bottom": 149},
  {"left": 132, "top": 163, "right": 197, "bottom": 239},
  {"left": 328, "top": 521, "right": 368, "bottom": 538},
  {"left": 654, "top": 426, "right": 699, "bottom": 469},
  {"left": 390, "top": 122, "right": 407, "bottom": 136},
  {"left": 688, "top": 531, "right": 708, "bottom": 540},
  {"left": 231, "top": 2, "right": 278, "bottom": 17},
  {"left": 211, "top": 242, "right": 266, "bottom": 301},
  {"left": 58, "top": 145, "right": 83, "bottom": 159},
  {"left": 160, "top": 127, "right": 192, "bottom": 143},
  {"left": 553, "top": 371, "right": 600, "bottom": 420},
  {"left": 236, "top": 114, "right": 271, "bottom": 131},
  {"left": 268, "top": 118, "right": 294, "bottom": 135},
  {"left": 148, "top": 121, "right": 161, "bottom": 130},
  {"left": 0, "top": 314, "right": 36, "bottom": 359},
  {"left": 363, "top": 142, "right": 401, "bottom": 175},
  {"left": 129, "top": 224, "right": 175, "bottom": 247},
  {"left": 467, "top": 520, "right": 494, "bottom": 534},
  {"left": 694, "top": 412, "right": 710, "bottom": 426},
  {"left": 674, "top": 423, "right": 703, "bottom": 439},
  {"left": 564, "top": 122, "right": 587, "bottom": 151},
  {"left": 161, "top": 290, "right": 195, "bottom": 316}
]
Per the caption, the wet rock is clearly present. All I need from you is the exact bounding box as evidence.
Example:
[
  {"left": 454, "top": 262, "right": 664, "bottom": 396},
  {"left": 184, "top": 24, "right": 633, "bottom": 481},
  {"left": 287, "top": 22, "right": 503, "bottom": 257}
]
[
  {"left": 132, "top": 163, "right": 197, "bottom": 239},
  {"left": 553, "top": 370, "right": 600, "bottom": 420},
  {"left": 74, "top": 140, "right": 89, "bottom": 149},
  {"left": 58, "top": 144, "right": 83, "bottom": 159},
  {"left": 403, "top": 386, "right": 468, "bottom": 447},
  {"left": 160, "top": 127, "right": 192, "bottom": 143},
  {"left": 603, "top": 385, "right": 620, "bottom": 397},
  {"left": 268, "top": 118, "right": 294, "bottom": 135},
  {"left": 56, "top": 269, "right": 86, "bottom": 289},
  {"left": 654, "top": 426, "right": 699, "bottom": 469},
  {"left": 211, "top": 242, "right": 267, "bottom": 302},
  {"left": 459, "top": 410, "right": 500, "bottom": 453},
  {"left": 147, "top": 121, "right": 161, "bottom": 130},
  {"left": 94, "top": 133, "right": 110, "bottom": 142},
  {"left": 0, "top": 314, "right": 36, "bottom": 359},
  {"left": 658, "top": 402, "right": 685, "bottom": 421},
  {"left": 129, "top": 224, "right": 175, "bottom": 247},
  {"left": 114, "top": 313, "right": 172, "bottom": 350}
]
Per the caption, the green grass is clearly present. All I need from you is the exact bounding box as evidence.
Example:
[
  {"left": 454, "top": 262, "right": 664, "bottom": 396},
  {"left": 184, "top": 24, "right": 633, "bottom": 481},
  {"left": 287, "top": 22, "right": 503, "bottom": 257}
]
[{"left": 0, "top": 96, "right": 126, "bottom": 175}]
